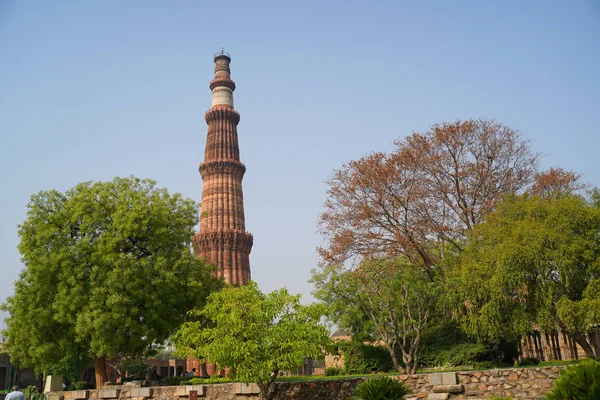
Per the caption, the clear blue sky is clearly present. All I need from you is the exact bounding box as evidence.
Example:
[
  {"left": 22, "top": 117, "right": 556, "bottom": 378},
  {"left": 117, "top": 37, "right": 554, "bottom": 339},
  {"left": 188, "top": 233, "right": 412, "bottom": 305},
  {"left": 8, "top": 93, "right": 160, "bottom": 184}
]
[{"left": 1, "top": 1, "right": 599, "bottom": 330}]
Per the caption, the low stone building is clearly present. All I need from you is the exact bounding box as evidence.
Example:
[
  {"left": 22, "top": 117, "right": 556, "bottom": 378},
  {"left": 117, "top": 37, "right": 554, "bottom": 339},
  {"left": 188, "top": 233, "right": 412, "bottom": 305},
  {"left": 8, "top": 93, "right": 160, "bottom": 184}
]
[{"left": 0, "top": 351, "right": 39, "bottom": 390}]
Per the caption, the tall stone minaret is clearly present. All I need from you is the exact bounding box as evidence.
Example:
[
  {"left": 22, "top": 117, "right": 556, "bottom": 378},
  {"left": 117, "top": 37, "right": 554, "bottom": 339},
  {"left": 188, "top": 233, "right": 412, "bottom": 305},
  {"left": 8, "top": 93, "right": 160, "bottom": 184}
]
[{"left": 193, "top": 50, "right": 253, "bottom": 285}]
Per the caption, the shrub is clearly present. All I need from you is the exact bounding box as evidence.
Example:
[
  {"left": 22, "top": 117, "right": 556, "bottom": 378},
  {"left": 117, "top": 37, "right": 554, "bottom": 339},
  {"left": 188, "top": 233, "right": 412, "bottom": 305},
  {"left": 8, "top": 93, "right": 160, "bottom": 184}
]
[
  {"left": 340, "top": 341, "right": 395, "bottom": 374},
  {"left": 420, "top": 342, "right": 489, "bottom": 367},
  {"left": 23, "top": 386, "right": 38, "bottom": 400},
  {"left": 419, "top": 321, "right": 517, "bottom": 368},
  {"left": 159, "top": 376, "right": 189, "bottom": 386},
  {"left": 180, "top": 377, "right": 231, "bottom": 385},
  {"left": 325, "top": 367, "right": 343, "bottom": 376},
  {"left": 351, "top": 377, "right": 412, "bottom": 400},
  {"left": 73, "top": 382, "right": 94, "bottom": 390},
  {"left": 472, "top": 361, "right": 500, "bottom": 370},
  {"left": 545, "top": 359, "right": 600, "bottom": 400},
  {"left": 515, "top": 357, "right": 540, "bottom": 367}
]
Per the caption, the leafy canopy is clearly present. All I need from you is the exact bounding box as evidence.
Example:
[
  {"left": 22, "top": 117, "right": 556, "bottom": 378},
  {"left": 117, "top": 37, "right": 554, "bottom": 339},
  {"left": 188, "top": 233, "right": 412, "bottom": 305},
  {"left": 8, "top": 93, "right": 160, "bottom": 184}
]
[
  {"left": 173, "top": 282, "right": 330, "bottom": 398},
  {"left": 311, "top": 257, "right": 440, "bottom": 373},
  {"left": 319, "top": 119, "right": 539, "bottom": 274},
  {"left": 449, "top": 193, "right": 600, "bottom": 357},
  {"left": 1, "top": 176, "right": 220, "bottom": 374}
]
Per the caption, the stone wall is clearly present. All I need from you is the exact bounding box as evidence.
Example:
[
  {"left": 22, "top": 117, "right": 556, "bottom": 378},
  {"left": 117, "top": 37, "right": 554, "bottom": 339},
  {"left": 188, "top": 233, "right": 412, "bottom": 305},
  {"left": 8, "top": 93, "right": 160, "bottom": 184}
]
[
  {"left": 398, "top": 366, "right": 562, "bottom": 399},
  {"left": 47, "top": 366, "right": 564, "bottom": 400}
]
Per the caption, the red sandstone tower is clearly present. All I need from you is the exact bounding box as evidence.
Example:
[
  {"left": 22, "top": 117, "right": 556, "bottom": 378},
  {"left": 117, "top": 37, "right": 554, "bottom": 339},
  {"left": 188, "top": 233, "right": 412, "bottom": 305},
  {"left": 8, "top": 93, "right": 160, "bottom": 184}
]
[{"left": 193, "top": 50, "right": 253, "bottom": 285}]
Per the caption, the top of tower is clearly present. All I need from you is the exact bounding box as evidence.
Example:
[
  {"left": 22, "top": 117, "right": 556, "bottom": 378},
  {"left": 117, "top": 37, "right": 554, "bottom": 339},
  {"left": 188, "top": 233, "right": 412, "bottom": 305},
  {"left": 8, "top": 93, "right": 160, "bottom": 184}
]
[{"left": 214, "top": 48, "right": 231, "bottom": 62}]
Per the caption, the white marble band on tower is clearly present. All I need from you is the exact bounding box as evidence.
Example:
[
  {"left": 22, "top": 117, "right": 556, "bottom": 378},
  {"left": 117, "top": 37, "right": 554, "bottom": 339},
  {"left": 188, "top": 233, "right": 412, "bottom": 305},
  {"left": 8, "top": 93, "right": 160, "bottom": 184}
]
[{"left": 212, "top": 87, "right": 234, "bottom": 107}]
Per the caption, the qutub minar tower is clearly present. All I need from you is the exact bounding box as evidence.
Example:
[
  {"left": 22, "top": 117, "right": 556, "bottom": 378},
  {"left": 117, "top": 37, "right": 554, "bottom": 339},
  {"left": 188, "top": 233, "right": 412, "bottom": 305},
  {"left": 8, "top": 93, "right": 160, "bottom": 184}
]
[{"left": 193, "top": 50, "right": 253, "bottom": 286}]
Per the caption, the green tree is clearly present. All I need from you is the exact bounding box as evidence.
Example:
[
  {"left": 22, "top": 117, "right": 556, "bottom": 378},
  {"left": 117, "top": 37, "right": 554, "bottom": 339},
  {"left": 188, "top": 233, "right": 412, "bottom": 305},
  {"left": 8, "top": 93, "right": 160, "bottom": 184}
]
[
  {"left": 311, "top": 258, "right": 440, "bottom": 373},
  {"left": 449, "top": 193, "right": 600, "bottom": 358},
  {"left": 173, "top": 282, "right": 330, "bottom": 400},
  {"left": 1, "top": 176, "right": 220, "bottom": 387}
]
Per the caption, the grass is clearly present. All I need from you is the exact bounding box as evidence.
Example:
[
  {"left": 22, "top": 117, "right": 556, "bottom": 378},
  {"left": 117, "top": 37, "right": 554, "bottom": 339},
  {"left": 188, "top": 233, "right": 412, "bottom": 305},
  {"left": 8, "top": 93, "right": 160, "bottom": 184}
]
[
  {"left": 276, "top": 374, "right": 371, "bottom": 382},
  {"left": 539, "top": 359, "right": 580, "bottom": 367}
]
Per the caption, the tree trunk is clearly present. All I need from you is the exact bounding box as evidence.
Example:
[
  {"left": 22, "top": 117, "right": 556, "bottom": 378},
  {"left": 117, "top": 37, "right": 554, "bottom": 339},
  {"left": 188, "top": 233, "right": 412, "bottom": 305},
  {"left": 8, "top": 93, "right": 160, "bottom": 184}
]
[
  {"left": 571, "top": 333, "right": 597, "bottom": 359},
  {"left": 200, "top": 361, "right": 208, "bottom": 378},
  {"left": 386, "top": 344, "right": 403, "bottom": 373},
  {"left": 410, "top": 357, "right": 418, "bottom": 374},
  {"left": 257, "top": 383, "right": 276, "bottom": 400},
  {"left": 94, "top": 357, "right": 107, "bottom": 388}
]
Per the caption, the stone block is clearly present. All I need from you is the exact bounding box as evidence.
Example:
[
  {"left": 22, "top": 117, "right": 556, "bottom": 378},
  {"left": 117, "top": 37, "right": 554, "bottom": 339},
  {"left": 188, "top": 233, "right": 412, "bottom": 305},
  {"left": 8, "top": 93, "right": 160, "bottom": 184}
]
[
  {"left": 428, "top": 373, "right": 442, "bottom": 386},
  {"left": 233, "top": 383, "right": 260, "bottom": 394},
  {"left": 48, "top": 395, "right": 64, "bottom": 400},
  {"left": 71, "top": 391, "right": 89, "bottom": 399},
  {"left": 432, "top": 384, "right": 464, "bottom": 393},
  {"left": 441, "top": 372, "right": 457, "bottom": 385},
  {"left": 45, "top": 376, "right": 64, "bottom": 393},
  {"left": 130, "top": 388, "right": 152, "bottom": 398},
  {"left": 184, "top": 386, "right": 205, "bottom": 396},
  {"left": 99, "top": 389, "right": 120, "bottom": 399},
  {"left": 175, "top": 387, "right": 187, "bottom": 397},
  {"left": 427, "top": 394, "right": 449, "bottom": 400}
]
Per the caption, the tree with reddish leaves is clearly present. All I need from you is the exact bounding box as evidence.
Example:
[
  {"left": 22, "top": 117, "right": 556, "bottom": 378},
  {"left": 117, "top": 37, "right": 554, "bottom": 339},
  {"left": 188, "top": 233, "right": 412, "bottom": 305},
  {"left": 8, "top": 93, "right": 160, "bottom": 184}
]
[
  {"left": 530, "top": 167, "right": 585, "bottom": 198},
  {"left": 318, "top": 119, "right": 539, "bottom": 277}
]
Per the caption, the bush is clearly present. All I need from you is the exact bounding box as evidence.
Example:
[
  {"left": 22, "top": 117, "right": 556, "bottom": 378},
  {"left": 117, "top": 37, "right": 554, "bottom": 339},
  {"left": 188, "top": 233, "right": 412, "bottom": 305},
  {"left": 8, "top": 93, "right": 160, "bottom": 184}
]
[
  {"left": 159, "top": 376, "right": 189, "bottom": 386},
  {"left": 325, "top": 367, "right": 343, "bottom": 376},
  {"left": 340, "top": 341, "right": 395, "bottom": 374},
  {"left": 471, "top": 361, "right": 500, "bottom": 370},
  {"left": 180, "top": 377, "right": 231, "bottom": 385},
  {"left": 420, "top": 342, "right": 489, "bottom": 367},
  {"left": 545, "top": 359, "right": 600, "bottom": 400},
  {"left": 73, "top": 382, "right": 94, "bottom": 390},
  {"left": 23, "top": 386, "right": 38, "bottom": 400},
  {"left": 351, "top": 377, "right": 412, "bottom": 400},
  {"left": 515, "top": 357, "right": 540, "bottom": 367},
  {"left": 419, "top": 321, "right": 517, "bottom": 368}
]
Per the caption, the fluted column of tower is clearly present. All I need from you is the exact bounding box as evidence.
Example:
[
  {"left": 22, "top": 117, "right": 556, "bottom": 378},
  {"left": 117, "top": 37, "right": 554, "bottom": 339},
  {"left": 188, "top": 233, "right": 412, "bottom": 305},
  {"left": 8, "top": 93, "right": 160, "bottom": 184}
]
[{"left": 193, "top": 51, "right": 253, "bottom": 286}]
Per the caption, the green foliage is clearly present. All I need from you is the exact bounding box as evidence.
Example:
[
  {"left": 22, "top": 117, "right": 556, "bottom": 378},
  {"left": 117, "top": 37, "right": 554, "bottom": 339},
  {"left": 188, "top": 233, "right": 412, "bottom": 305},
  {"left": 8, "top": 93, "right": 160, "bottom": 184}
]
[
  {"left": 450, "top": 193, "right": 600, "bottom": 356},
  {"left": 490, "top": 397, "right": 512, "bottom": 400},
  {"left": 173, "top": 282, "right": 331, "bottom": 398},
  {"left": 350, "top": 376, "right": 412, "bottom": 400},
  {"left": 418, "top": 321, "right": 516, "bottom": 368},
  {"left": 421, "top": 342, "right": 488, "bottom": 368},
  {"left": 23, "top": 386, "right": 38, "bottom": 400},
  {"left": 471, "top": 361, "right": 500, "bottom": 370},
  {"left": 545, "top": 360, "right": 600, "bottom": 400},
  {"left": 339, "top": 341, "right": 395, "bottom": 374},
  {"left": 73, "top": 382, "right": 94, "bottom": 390},
  {"left": 515, "top": 357, "right": 540, "bottom": 367},
  {"left": 159, "top": 376, "right": 190, "bottom": 386},
  {"left": 151, "top": 345, "right": 177, "bottom": 361},
  {"left": 180, "top": 377, "right": 231, "bottom": 385},
  {"left": 1, "top": 176, "right": 221, "bottom": 375},
  {"left": 43, "top": 353, "right": 92, "bottom": 384},
  {"left": 113, "top": 357, "right": 152, "bottom": 378},
  {"left": 311, "top": 257, "right": 440, "bottom": 373},
  {"left": 325, "top": 367, "right": 343, "bottom": 376},
  {"left": 539, "top": 360, "right": 580, "bottom": 367}
]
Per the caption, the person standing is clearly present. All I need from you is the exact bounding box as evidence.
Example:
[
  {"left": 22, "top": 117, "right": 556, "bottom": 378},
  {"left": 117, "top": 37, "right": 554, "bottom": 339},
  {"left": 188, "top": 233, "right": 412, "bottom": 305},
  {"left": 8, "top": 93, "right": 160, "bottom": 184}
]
[{"left": 6, "top": 386, "right": 26, "bottom": 400}]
